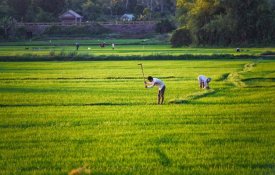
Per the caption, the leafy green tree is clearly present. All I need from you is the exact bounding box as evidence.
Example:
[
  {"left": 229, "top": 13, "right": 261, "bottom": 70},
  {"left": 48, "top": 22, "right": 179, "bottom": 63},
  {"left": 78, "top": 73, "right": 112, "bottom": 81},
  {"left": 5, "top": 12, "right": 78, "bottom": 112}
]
[
  {"left": 155, "top": 19, "right": 176, "bottom": 33},
  {"left": 25, "top": 0, "right": 39, "bottom": 22},
  {"left": 125, "top": 0, "right": 137, "bottom": 12},
  {"left": 220, "top": 0, "right": 275, "bottom": 44},
  {"left": 134, "top": 4, "right": 145, "bottom": 16},
  {"left": 143, "top": 7, "right": 152, "bottom": 20},
  {"left": 112, "top": 0, "right": 126, "bottom": 16},
  {"left": 7, "top": 0, "right": 30, "bottom": 21},
  {"left": 0, "top": 16, "right": 16, "bottom": 39},
  {"left": 37, "top": 0, "right": 66, "bottom": 16},
  {"left": 175, "top": 0, "right": 275, "bottom": 45},
  {"left": 170, "top": 27, "right": 192, "bottom": 47},
  {"left": 0, "top": 0, "right": 11, "bottom": 17},
  {"left": 36, "top": 8, "right": 55, "bottom": 22},
  {"left": 65, "top": 0, "right": 86, "bottom": 13},
  {"left": 1, "top": 0, "right": 177, "bottom": 23},
  {"left": 82, "top": 0, "right": 102, "bottom": 21}
]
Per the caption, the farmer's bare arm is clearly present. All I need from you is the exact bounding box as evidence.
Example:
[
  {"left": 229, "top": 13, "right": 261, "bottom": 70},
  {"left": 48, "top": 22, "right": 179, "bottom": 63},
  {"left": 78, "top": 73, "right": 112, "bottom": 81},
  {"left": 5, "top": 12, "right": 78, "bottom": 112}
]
[{"left": 144, "top": 81, "right": 154, "bottom": 88}]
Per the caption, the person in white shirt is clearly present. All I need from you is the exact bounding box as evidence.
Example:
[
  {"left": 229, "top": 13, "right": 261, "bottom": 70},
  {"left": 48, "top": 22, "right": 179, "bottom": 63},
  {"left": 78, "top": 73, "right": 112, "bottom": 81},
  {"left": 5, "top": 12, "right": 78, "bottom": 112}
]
[
  {"left": 198, "top": 75, "right": 211, "bottom": 89},
  {"left": 145, "top": 76, "right": 166, "bottom": 104}
]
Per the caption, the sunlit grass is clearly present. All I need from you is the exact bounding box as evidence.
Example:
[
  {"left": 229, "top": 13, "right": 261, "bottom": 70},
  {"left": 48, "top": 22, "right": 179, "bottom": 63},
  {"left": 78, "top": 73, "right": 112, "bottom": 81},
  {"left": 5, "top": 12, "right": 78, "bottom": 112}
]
[
  {"left": 0, "top": 44, "right": 275, "bottom": 57},
  {"left": 0, "top": 60, "right": 274, "bottom": 174}
]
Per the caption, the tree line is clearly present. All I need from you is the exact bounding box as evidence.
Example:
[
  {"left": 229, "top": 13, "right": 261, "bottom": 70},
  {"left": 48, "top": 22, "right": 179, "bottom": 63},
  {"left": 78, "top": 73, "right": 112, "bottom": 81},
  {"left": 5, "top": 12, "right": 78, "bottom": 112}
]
[
  {"left": 172, "top": 0, "right": 275, "bottom": 46},
  {"left": 0, "top": 0, "right": 175, "bottom": 22},
  {"left": 1, "top": 0, "right": 275, "bottom": 46}
]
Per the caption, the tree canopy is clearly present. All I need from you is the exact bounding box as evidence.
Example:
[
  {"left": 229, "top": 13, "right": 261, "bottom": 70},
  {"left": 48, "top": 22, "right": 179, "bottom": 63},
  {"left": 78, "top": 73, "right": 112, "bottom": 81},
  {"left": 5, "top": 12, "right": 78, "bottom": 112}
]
[
  {"left": 175, "top": 0, "right": 275, "bottom": 45},
  {"left": 0, "top": 0, "right": 176, "bottom": 22},
  {"left": 1, "top": 0, "right": 274, "bottom": 46}
]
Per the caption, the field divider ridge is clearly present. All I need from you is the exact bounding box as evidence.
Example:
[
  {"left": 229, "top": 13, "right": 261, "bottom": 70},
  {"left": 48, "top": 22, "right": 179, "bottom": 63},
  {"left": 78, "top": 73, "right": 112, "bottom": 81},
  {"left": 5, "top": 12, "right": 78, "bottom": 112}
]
[
  {"left": 227, "top": 62, "right": 257, "bottom": 88},
  {"left": 168, "top": 89, "right": 216, "bottom": 104}
]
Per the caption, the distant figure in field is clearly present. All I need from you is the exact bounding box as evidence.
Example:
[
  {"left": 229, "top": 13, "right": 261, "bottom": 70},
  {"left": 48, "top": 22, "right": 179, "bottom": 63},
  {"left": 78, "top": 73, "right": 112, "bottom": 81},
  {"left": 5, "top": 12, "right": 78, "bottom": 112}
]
[
  {"left": 145, "top": 76, "right": 166, "bottom": 104},
  {"left": 76, "top": 42, "right": 80, "bottom": 51},
  {"left": 236, "top": 48, "right": 240, "bottom": 52},
  {"left": 112, "top": 43, "right": 115, "bottom": 50},
  {"left": 198, "top": 75, "right": 211, "bottom": 89},
  {"left": 99, "top": 42, "right": 106, "bottom": 48}
]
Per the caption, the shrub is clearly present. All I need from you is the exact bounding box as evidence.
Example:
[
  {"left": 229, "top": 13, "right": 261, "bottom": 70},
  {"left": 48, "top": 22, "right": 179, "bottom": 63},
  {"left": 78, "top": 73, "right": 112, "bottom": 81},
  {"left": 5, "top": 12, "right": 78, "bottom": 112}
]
[
  {"left": 44, "top": 23, "right": 110, "bottom": 36},
  {"left": 14, "top": 27, "right": 28, "bottom": 39},
  {"left": 155, "top": 19, "right": 176, "bottom": 34},
  {"left": 58, "top": 49, "right": 66, "bottom": 57},
  {"left": 170, "top": 27, "right": 192, "bottom": 47},
  {"left": 49, "top": 50, "right": 55, "bottom": 57}
]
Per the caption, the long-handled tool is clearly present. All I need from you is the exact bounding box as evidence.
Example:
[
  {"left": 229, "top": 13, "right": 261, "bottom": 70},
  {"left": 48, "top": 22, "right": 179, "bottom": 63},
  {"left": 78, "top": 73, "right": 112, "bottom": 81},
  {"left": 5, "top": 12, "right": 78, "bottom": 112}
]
[{"left": 138, "top": 63, "right": 145, "bottom": 83}]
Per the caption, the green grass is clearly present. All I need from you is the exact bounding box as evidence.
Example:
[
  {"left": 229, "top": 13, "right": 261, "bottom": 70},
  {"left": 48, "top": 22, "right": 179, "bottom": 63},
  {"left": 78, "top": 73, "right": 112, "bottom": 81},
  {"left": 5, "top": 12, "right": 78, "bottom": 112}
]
[
  {"left": 0, "top": 39, "right": 275, "bottom": 58},
  {"left": 1, "top": 40, "right": 275, "bottom": 62},
  {"left": 0, "top": 60, "right": 274, "bottom": 174}
]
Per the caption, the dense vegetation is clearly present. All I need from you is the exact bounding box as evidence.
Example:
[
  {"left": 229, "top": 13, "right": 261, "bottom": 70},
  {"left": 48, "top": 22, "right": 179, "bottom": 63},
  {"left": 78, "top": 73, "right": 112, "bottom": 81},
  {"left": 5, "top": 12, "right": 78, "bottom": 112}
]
[
  {"left": 0, "top": 60, "right": 274, "bottom": 174},
  {"left": 0, "top": 0, "right": 175, "bottom": 22},
  {"left": 173, "top": 0, "right": 275, "bottom": 46},
  {"left": 43, "top": 24, "right": 110, "bottom": 37},
  {"left": 0, "top": 0, "right": 176, "bottom": 39},
  {"left": 1, "top": 0, "right": 275, "bottom": 46}
]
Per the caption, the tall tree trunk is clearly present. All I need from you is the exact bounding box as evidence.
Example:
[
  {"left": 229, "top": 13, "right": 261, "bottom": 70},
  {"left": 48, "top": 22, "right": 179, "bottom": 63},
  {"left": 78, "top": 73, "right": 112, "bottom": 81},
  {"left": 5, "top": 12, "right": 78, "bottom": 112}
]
[
  {"left": 160, "top": 0, "right": 164, "bottom": 13},
  {"left": 125, "top": 0, "right": 129, "bottom": 10}
]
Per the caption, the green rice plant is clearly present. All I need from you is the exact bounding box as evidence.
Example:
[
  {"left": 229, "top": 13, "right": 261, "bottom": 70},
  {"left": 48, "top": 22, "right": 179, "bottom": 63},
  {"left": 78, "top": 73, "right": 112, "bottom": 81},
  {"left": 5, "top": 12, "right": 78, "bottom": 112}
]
[
  {"left": 0, "top": 41, "right": 275, "bottom": 60},
  {"left": 0, "top": 60, "right": 274, "bottom": 175},
  {"left": 49, "top": 50, "right": 55, "bottom": 57},
  {"left": 227, "top": 72, "right": 247, "bottom": 88},
  {"left": 58, "top": 49, "right": 66, "bottom": 57},
  {"left": 68, "top": 51, "right": 78, "bottom": 58},
  {"left": 169, "top": 89, "right": 216, "bottom": 104}
]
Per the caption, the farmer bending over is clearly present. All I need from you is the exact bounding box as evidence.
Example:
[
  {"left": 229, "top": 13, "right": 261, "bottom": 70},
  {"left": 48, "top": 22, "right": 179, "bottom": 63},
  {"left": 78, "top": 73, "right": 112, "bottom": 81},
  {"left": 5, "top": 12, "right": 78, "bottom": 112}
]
[
  {"left": 198, "top": 75, "right": 211, "bottom": 89},
  {"left": 145, "top": 76, "right": 166, "bottom": 104}
]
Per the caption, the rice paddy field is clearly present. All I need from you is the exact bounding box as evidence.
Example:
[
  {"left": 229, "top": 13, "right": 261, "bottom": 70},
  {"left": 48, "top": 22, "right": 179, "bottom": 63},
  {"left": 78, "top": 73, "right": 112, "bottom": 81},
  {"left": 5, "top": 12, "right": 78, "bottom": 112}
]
[
  {"left": 0, "top": 39, "right": 275, "bottom": 57},
  {"left": 0, "top": 59, "right": 274, "bottom": 175}
]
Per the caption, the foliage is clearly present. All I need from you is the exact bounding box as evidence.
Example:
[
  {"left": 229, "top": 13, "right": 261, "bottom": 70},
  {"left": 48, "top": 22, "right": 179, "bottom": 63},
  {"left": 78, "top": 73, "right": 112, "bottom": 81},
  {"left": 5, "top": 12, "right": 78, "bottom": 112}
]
[
  {"left": 81, "top": 0, "right": 103, "bottom": 21},
  {"left": 14, "top": 26, "right": 28, "bottom": 39},
  {"left": 0, "top": 0, "right": 11, "bottom": 17},
  {"left": 43, "top": 24, "right": 110, "bottom": 36},
  {"left": 141, "top": 8, "right": 152, "bottom": 20},
  {"left": 0, "top": 0, "right": 176, "bottom": 22},
  {"left": 155, "top": 19, "right": 176, "bottom": 34},
  {"left": 176, "top": 0, "right": 275, "bottom": 46},
  {"left": 170, "top": 27, "right": 192, "bottom": 47},
  {"left": 0, "top": 16, "right": 16, "bottom": 39}
]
